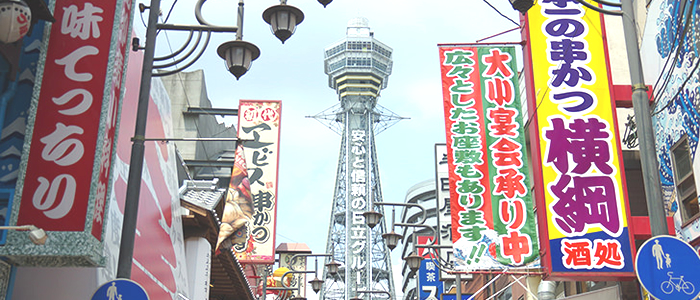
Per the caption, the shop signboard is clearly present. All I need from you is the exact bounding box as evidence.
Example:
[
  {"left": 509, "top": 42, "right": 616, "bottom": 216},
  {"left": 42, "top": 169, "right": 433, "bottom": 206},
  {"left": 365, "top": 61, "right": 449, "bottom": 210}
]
[
  {"left": 439, "top": 44, "right": 539, "bottom": 271},
  {"left": 418, "top": 236, "right": 443, "bottom": 300},
  {"left": 419, "top": 259, "right": 443, "bottom": 300},
  {"left": 434, "top": 144, "right": 456, "bottom": 280},
  {"left": 234, "top": 100, "right": 282, "bottom": 264},
  {"left": 523, "top": 0, "right": 636, "bottom": 280},
  {"left": 1, "top": 0, "right": 132, "bottom": 266}
]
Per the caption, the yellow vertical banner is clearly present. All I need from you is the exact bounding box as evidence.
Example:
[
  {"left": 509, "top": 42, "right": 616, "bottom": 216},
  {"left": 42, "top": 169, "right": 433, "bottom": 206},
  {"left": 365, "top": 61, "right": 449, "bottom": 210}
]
[{"left": 523, "top": 0, "right": 635, "bottom": 280}]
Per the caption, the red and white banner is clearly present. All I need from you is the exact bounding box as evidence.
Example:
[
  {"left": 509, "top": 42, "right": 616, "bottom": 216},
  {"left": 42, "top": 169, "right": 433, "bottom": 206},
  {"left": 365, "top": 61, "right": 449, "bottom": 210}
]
[
  {"left": 17, "top": 0, "right": 131, "bottom": 239},
  {"left": 440, "top": 45, "right": 539, "bottom": 270},
  {"left": 234, "top": 100, "right": 282, "bottom": 264}
]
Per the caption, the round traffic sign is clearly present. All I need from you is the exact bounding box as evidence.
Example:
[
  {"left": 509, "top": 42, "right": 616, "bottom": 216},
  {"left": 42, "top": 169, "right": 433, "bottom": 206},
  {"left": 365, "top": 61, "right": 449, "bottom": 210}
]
[
  {"left": 91, "top": 278, "right": 149, "bottom": 300},
  {"left": 636, "top": 235, "right": 700, "bottom": 300}
]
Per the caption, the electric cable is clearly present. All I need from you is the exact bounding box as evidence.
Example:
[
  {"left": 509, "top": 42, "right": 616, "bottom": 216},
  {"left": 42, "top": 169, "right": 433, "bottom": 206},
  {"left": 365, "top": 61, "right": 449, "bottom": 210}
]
[
  {"left": 651, "top": 0, "right": 698, "bottom": 115},
  {"left": 482, "top": 0, "right": 521, "bottom": 28},
  {"left": 161, "top": 0, "right": 178, "bottom": 24},
  {"left": 650, "top": 0, "right": 694, "bottom": 110},
  {"left": 651, "top": 57, "right": 700, "bottom": 116}
]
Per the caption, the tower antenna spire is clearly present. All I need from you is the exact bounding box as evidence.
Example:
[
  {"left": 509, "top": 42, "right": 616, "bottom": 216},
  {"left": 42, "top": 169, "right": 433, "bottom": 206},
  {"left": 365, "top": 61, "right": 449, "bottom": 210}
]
[{"left": 317, "top": 17, "right": 400, "bottom": 300}]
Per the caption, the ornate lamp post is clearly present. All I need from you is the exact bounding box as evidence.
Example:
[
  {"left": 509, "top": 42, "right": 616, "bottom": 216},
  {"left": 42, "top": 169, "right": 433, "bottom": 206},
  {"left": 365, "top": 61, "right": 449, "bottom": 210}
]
[
  {"left": 117, "top": 0, "right": 310, "bottom": 279},
  {"left": 364, "top": 202, "right": 437, "bottom": 273},
  {"left": 263, "top": 253, "right": 335, "bottom": 300}
]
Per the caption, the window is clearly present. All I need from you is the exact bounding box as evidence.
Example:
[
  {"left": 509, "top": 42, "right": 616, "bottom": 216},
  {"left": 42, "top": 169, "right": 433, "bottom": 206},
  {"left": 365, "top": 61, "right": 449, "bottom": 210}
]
[
  {"left": 496, "top": 286, "right": 512, "bottom": 300},
  {"left": 325, "top": 43, "right": 346, "bottom": 58},
  {"left": 328, "top": 59, "right": 346, "bottom": 72},
  {"left": 671, "top": 136, "right": 699, "bottom": 223}
]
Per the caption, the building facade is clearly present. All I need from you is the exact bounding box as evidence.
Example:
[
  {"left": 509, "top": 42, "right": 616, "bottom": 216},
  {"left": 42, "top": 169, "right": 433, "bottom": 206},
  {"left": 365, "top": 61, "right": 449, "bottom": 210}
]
[{"left": 0, "top": 0, "right": 250, "bottom": 296}]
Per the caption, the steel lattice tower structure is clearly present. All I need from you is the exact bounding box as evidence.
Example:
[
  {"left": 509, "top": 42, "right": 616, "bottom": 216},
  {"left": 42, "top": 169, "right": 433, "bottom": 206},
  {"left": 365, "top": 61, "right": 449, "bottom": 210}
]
[{"left": 316, "top": 17, "right": 397, "bottom": 300}]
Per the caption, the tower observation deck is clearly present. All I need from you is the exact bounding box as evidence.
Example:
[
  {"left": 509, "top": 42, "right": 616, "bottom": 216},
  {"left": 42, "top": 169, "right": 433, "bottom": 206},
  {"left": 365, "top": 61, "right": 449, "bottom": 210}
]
[{"left": 318, "top": 17, "right": 396, "bottom": 300}]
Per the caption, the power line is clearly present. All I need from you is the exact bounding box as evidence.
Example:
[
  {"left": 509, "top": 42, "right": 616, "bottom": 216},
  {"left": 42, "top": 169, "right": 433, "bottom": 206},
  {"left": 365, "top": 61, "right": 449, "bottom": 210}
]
[
  {"left": 482, "top": 0, "right": 521, "bottom": 28},
  {"left": 651, "top": 57, "right": 700, "bottom": 117},
  {"left": 650, "top": 0, "right": 695, "bottom": 109}
]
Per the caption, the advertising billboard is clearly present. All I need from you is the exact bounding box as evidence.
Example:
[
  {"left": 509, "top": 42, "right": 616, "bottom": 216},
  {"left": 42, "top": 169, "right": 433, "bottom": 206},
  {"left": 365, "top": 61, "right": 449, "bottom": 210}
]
[
  {"left": 99, "top": 37, "right": 189, "bottom": 299},
  {"left": 434, "top": 144, "right": 458, "bottom": 280},
  {"left": 418, "top": 235, "right": 444, "bottom": 300},
  {"left": 234, "top": 100, "right": 282, "bottom": 264},
  {"left": 440, "top": 45, "right": 539, "bottom": 270},
  {"left": 523, "top": 0, "right": 636, "bottom": 280},
  {"left": 1, "top": 0, "right": 132, "bottom": 266}
]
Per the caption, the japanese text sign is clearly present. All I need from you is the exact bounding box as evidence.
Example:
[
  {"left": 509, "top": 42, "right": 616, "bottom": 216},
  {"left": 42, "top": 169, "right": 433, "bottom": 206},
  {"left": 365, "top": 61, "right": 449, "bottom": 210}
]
[
  {"left": 419, "top": 259, "right": 443, "bottom": 300},
  {"left": 235, "top": 100, "right": 282, "bottom": 263},
  {"left": 523, "top": 0, "right": 635, "bottom": 279},
  {"left": 418, "top": 236, "right": 443, "bottom": 300},
  {"left": 434, "top": 144, "right": 456, "bottom": 280},
  {"left": 17, "top": 0, "right": 129, "bottom": 240},
  {"left": 346, "top": 124, "right": 371, "bottom": 289},
  {"left": 439, "top": 45, "right": 539, "bottom": 270}
]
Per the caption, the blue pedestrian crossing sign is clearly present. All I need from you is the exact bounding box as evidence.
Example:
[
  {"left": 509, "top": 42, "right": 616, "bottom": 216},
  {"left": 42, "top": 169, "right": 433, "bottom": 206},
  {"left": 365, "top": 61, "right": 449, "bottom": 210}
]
[
  {"left": 91, "top": 279, "right": 149, "bottom": 300},
  {"left": 636, "top": 235, "right": 700, "bottom": 300}
]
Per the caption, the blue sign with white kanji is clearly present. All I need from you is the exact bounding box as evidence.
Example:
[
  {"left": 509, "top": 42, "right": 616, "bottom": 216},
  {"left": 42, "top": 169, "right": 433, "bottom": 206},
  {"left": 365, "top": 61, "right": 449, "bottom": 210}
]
[
  {"left": 91, "top": 279, "right": 149, "bottom": 300},
  {"left": 419, "top": 259, "right": 443, "bottom": 300},
  {"left": 636, "top": 235, "right": 700, "bottom": 300}
]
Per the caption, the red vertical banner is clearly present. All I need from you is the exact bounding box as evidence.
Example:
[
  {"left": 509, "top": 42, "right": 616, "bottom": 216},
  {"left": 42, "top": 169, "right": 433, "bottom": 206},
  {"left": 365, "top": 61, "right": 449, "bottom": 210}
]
[
  {"left": 440, "top": 45, "right": 539, "bottom": 270},
  {"left": 234, "top": 100, "right": 282, "bottom": 264},
  {"left": 17, "top": 0, "right": 129, "bottom": 238}
]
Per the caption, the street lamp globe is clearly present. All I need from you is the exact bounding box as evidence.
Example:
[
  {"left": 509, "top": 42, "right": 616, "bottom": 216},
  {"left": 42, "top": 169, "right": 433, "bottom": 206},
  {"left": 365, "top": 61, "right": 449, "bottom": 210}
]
[
  {"left": 263, "top": 3, "right": 304, "bottom": 44},
  {"left": 404, "top": 252, "right": 423, "bottom": 272},
  {"left": 509, "top": 0, "right": 534, "bottom": 14},
  {"left": 325, "top": 259, "right": 341, "bottom": 276},
  {"left": 217, "top": 40, "right": 261, "bottom": 80},
  {"left": 309, "top": 277, "right": 324, "bottom": 293},
  {"left": 382, "top": 231, "right": 402, "bottom": 250},
  {"left": 363, "top": 210, "right": 383, "bottom": 229},
  {"left": 317, "top": 0, "right": 332, "bottom": 7}
]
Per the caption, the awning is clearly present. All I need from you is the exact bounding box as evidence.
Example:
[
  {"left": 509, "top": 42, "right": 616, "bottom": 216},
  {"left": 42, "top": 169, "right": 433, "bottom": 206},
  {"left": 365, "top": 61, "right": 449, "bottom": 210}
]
[{"left": 180, "top": 180, "right": 256, "bottom": 300}]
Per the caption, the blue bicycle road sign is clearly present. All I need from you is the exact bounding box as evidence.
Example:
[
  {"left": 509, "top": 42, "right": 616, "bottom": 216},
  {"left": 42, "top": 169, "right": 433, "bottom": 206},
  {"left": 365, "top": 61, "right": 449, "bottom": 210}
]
[
  {"left": 636, "top": 235, "right": 700, "bottom": 300},
  {"left": 91, "top": 278, "right": 149, "bottom": 300}
]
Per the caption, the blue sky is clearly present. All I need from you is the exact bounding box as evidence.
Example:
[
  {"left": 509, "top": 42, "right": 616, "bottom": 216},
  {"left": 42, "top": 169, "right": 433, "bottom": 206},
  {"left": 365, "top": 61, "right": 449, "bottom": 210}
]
[{"left": 140, "top": 0, "right": 522, "bottom": 297}]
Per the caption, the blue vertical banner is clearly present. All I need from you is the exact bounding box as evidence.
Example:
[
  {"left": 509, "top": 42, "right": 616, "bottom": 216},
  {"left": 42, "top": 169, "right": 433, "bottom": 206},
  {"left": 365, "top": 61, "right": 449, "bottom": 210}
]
[{"left": 419, "top": 259, "right": 443, "bottom": 300}]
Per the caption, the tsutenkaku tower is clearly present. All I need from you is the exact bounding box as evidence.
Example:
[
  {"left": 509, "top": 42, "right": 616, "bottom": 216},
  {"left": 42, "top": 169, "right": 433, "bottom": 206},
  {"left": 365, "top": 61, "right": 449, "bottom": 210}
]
[{"left": 317, "top": 17, "right": 397, "bottom": 300}]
